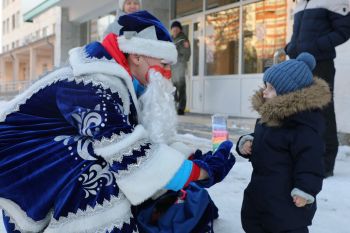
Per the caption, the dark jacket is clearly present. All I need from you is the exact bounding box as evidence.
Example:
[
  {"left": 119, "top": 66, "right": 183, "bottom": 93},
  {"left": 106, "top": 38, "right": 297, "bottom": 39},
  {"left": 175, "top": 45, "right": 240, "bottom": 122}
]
[
  {"left": 237, "top": 78, "right": 331, "bottom": 232},
  {"left": 171, "top": 32, "right": 191, "bottom": 83},
  {"left": 286, "top": 0, "right": 350, "bottom": 61}
]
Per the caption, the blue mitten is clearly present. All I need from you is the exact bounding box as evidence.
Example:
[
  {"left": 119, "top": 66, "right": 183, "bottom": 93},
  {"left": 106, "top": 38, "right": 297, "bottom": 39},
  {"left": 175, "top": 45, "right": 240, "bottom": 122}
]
[{"left": 194, "top": 141, "right": 236, "bottom": 188}]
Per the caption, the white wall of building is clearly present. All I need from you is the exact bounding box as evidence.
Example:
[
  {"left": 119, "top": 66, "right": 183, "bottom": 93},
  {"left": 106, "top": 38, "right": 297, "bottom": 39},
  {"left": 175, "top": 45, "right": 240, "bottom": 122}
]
[
  {"left": 2, "top": 1, "right": 59, "bottom": 53},
  {"left": 335, "top": 41, "right": 350, "bottom": 133},
  {"left": 0, "top": 0, "right": 2, "bottom": 53}
]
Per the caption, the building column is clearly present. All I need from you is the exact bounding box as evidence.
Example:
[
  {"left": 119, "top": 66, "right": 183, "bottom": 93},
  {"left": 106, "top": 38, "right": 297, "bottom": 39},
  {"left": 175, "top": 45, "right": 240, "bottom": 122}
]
[
  {"left": 55, "top": 7, "right": 80, "bottom": 66},
  {"left": 30, "top": 47, "right": 37, "bottom": 81},
  {"left": 0, "top": 59, "right": 5, "bottom": 94},
  {"left": 143, "top": 0, "right": 171, "bottom": 28},
  {"left": 0, "top": 58, "right": 5, "bottom": 80},
  {"left": 12, "top": 54, "right": 19, "bottom": 83}
]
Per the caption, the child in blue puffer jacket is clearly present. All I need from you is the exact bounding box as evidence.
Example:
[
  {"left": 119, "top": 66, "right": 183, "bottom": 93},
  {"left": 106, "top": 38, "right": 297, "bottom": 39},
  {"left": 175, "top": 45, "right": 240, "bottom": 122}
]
[{"left": 236, "top": 53, "right": 331, "bottom": 233}]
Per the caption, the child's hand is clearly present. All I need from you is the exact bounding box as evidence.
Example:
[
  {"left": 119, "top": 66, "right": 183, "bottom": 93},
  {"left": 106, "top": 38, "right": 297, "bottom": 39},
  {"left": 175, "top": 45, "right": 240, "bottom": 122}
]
[
  {"left": 293, "top": 195, "right": 307, "bottom": 207},
  {"left": 240, "top": 141, "right": 252, "bottom": 156}
]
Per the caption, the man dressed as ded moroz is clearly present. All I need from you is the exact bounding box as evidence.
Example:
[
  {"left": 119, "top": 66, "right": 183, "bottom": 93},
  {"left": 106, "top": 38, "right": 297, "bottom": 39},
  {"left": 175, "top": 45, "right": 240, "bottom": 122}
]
[{"left": 0, "top": 11, "right": 235, "bottom": 233}]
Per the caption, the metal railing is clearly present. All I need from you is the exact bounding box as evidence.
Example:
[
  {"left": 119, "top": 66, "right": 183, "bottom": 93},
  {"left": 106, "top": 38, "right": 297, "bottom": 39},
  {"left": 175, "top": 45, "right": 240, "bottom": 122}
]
[{"left": 0, "top": 81, "right": 34, "bottom": 100}]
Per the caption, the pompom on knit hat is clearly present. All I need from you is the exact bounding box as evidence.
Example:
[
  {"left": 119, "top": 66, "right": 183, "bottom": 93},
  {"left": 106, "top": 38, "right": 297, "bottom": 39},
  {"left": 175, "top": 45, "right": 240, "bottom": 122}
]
[{"left": 263, "top": 52, "right": 316, "bottom": 95}]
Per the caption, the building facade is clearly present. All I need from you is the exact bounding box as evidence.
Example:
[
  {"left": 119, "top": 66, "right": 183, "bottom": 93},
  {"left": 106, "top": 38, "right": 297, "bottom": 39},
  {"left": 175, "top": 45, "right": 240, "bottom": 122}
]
[
  {"left": 170, "top": 0, "right": 350, "bottom": 133},
  {"left": 6, "top": 0, "right": 350, "bottom": 133},
  {"left": 0, "top": 0, "right": 58, "bottom": 99}
]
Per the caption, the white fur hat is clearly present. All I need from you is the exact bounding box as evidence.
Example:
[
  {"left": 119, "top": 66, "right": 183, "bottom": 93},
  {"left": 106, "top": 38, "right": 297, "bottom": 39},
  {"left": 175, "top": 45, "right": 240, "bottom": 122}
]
[{"left": 119, "top": 0, "right": 142, "bottom": 12}]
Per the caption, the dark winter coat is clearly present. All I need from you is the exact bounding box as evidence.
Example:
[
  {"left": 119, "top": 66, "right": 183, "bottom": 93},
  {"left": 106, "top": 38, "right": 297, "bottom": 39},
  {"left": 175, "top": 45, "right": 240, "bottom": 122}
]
[
  {"left": 286, "top": 0, "right": 350, "bottom": 61},
  {"left": 237, "top": 78, "right": 331, "bottom": 232}
]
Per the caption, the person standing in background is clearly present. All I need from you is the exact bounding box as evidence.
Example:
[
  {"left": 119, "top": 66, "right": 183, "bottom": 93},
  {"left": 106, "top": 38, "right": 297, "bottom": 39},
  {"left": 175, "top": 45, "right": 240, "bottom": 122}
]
[
  {"left": 103, "top": 0, "right": 142, "bottom": 37},
  {"left": 285, "top": 0, "right": 350, "bottom": 178},
  {"left": 171, "top": 21, "right": 191, "bottom": 115}
]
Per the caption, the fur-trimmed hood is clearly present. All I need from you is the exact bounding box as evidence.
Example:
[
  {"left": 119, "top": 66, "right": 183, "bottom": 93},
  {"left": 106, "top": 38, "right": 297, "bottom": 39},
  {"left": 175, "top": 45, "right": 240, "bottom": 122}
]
[{"left": 252, "top": 78, "right": 331, "bottom": 127}]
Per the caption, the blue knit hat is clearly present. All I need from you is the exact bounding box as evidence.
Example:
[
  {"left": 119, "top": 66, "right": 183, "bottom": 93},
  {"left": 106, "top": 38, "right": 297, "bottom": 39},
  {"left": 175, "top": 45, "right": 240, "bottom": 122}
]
[{"left": 263, "top": 52, "right": 316, "bottom": 95}]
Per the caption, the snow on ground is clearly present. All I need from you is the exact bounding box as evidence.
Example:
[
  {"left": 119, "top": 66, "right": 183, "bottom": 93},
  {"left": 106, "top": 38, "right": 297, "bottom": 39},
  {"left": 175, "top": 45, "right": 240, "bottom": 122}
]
[
  {"left": 1, "top": 135, "right": 350, "bottom": 233},
  {"left": 176, "top": 135, "right": 350, "bottom": 233}
]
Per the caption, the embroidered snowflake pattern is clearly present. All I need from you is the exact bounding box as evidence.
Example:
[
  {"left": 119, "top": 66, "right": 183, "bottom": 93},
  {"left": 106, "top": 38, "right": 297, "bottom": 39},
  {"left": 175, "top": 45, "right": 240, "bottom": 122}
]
[
  {"left": 78, "top": 162, "right": 114, "bottom": 198},
  {"left": 71, "top": 104, "right": 103, "bottom": 137},
  {"left": 54, "top": 104, "right": 105, "bottom": 161},
  {"left": 54, "top": 135, "right": 97, "bottom": 161}
]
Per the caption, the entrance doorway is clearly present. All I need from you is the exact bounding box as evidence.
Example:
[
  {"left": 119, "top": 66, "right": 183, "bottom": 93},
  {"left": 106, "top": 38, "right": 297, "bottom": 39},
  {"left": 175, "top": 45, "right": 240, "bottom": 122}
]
[{"left": 179, "top": 17, "right": 204, "bottom": 113}]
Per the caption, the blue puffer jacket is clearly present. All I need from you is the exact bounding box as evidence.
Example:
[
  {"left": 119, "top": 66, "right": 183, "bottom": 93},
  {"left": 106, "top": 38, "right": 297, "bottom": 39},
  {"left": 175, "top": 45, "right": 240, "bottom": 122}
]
[{"left": 286, "top": 0, "right": 350, "bottom": 61}]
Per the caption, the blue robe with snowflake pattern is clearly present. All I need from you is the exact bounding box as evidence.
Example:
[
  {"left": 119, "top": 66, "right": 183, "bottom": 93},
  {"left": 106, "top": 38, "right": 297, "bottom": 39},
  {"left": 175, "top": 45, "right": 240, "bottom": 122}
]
[{"left": 0, "top": 42, "right": 186, "bottom": 233}]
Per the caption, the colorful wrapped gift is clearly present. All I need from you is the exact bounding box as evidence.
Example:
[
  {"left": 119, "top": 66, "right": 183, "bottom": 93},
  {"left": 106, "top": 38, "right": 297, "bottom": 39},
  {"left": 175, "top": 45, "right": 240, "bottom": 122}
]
[{"left": 211, "top": 114, "right": 229, "bottom": 151}]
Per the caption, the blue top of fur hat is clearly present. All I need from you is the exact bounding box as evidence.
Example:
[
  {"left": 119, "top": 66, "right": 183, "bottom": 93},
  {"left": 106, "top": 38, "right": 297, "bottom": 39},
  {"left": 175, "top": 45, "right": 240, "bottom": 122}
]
[
  {"left": 118, "top": 10, "right": 173, "bottom": 43},
  {"left": 117, "top": 10, "right": 177, "bottom": 64}
]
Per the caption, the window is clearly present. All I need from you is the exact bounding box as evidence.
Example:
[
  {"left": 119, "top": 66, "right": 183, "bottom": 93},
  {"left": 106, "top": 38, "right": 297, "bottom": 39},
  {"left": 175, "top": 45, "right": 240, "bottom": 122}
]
[
  {"left": 205, "top": 7, "right": 240, "bottom": 75},
  {"left": 173, "top": 0, "right": 203, "bottom": 18},
  {"left": 6, "top": 18, "right": 10, "bottom": 33},
  {"left": 206, "top": 0, "right": 239, "bottom": 10},
  {"left": 2, "top": 21, "right": 5, "bottom": 34},
  {"left": 16, "top": 11, "right": 20, "bottom": 28},
  {"left": 12, "top": 14, "right": 15, "bottom": 30},
  {"left": 42, "top": 27, "right": 48, "bottom": 37},
  {"left": 35, "top": 30, "right": 40, "bottom": 39},
  {"left": 88, "top": 12, "right": 116, "bottom": 42},
  {"left": 242, "top": 1, "right": 287, "bottom": 74}
]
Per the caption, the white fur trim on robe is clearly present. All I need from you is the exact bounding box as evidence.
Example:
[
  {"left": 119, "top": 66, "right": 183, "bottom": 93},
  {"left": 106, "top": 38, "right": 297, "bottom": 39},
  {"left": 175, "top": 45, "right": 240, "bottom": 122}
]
[
  {"left": 116, "top": 144, "right": 185, "bottom": 205},
  {"left": 0, "top": 198, "right": 51, "bottom": 232},
  {"left": 93, "top": 125, "right": 148, "bottom": 159},
  {"left": 93, "top": 125, "right": 186, "bottom": 205},
  {"left": 44, "top": 196, "right": 131, "bottom": 233}
]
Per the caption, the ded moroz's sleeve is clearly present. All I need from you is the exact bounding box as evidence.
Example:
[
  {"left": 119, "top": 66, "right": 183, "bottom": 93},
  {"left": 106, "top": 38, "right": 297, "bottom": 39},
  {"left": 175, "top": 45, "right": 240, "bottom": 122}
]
[{"left": 56, "top": 81, "right": 186, "bottom": 205}]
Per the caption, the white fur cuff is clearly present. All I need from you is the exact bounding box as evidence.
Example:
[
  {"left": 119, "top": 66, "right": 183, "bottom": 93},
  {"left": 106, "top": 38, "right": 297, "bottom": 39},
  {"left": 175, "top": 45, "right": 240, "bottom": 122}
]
[
  {"left": 169, "top": 142, "right": 194, "bottom": 158},
  {"left": 115, "top": 144, "right": 185, "bottom": 205},
  {"left": 238, "top": 135, "right": 254, "bottom": 152},
  {"left": 291, "top": 188, "right": 315, "bottom": 204}
]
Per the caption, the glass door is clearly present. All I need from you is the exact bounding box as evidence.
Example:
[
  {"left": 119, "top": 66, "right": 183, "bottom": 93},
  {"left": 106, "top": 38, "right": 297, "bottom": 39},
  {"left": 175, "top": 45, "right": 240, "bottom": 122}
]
[{"left": 179, "top": 17, "right": 204, "bottom": 113}]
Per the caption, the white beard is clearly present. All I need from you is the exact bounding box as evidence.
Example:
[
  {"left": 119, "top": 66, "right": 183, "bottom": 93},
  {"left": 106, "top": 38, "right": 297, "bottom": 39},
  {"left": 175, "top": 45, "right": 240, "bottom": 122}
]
[{"left": 138, "top": 69, "right": 178, "bottom": 144}]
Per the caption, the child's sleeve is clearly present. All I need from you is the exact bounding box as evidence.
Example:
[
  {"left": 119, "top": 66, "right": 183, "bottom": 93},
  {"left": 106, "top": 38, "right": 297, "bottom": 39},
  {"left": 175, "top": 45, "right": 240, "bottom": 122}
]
[{"left": 290, "top": 128, "right": 324, "bottom": 199}]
